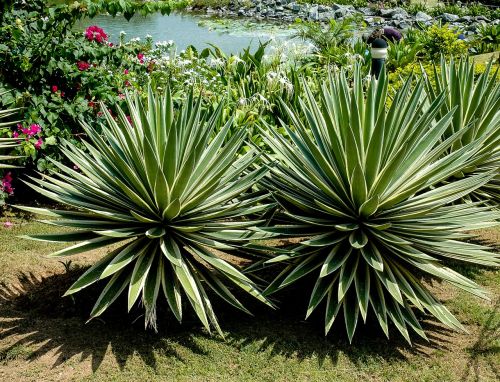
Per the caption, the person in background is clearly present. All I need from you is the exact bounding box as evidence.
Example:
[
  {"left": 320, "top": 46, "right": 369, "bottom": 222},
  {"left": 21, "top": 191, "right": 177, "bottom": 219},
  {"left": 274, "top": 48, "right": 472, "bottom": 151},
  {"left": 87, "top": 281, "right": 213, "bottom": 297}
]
[{"left": 367, "top": 27, "right": 403, "bottom": 44}]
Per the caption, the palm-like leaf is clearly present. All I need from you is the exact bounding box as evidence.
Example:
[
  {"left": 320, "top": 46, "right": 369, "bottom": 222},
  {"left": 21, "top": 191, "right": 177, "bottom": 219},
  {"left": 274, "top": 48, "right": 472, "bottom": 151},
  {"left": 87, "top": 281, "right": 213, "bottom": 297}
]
[
  {"left": 423, "top": 58, "right": 500, "bottom": 205},
  {"left": 18, "top": 88, "right": 274, "bottom": 333},
  {"left": 0, "top": 96, "right": 20, "bottom": 168},
  {"left": 258, "top": 66, "right": 500, "bottom": 343}
]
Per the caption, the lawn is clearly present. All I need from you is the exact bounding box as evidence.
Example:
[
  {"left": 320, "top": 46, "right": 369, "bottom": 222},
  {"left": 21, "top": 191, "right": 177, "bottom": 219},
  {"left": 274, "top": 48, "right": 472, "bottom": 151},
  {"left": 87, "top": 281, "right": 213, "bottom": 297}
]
[{"left": 0, "top": 217, "right": 498, "bottom": 382}]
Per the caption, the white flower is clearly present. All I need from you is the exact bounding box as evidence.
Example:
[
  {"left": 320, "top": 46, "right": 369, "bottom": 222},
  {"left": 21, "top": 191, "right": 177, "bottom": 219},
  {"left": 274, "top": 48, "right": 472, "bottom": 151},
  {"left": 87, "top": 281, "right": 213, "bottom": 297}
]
[{"left": 209, "top": 58, "right": 225, "bottom": 68}]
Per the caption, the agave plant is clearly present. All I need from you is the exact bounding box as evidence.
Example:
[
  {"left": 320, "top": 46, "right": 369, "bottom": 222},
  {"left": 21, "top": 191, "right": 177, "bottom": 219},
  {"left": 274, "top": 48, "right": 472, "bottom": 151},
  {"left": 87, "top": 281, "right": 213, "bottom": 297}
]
[
  {"left": 423, "top": 58, "right": 500, "bottom": 206},
  {"left": 0, "top": 138, "right": 19, "bottom": 168},
  {"left": 0, "top": 99, "right": 20, "bottom": 168},
  {"left": 257, "top": 66, "right": 500, "bottom": 343},
  {"left": 17, "top": 89, "right": 274, "bottom": 333}
]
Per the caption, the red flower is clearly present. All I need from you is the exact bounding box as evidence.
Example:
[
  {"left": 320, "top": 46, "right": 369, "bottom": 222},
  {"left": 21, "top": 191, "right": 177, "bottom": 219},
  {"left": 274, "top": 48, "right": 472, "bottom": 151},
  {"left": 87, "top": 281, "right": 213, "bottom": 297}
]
[
  {"left": 77, "top": 61, "right": 91, "bottom": 71},
  {"left": 123, "top": 69, "right": 129, "bottom": 75},
  {"left": 85, "top": 25, "right": 108, "bottom": 44},
  {"left": 88, "top": 101, "right": 96, "bottom": 108},
  {"left": 29, "top": 124, "right": 42, "bottom": 135},
  {"left": 3, "top": 172, "right": 12, "bottom": 183},
  {"left": 51, "top": 85, "right": 58, "bottom": 93},
  {"left": 1, "top": 172, "right": 14, "bottom": 195},
  {"left": 137, "top": 52, "right": 145, "bottom": 64}
]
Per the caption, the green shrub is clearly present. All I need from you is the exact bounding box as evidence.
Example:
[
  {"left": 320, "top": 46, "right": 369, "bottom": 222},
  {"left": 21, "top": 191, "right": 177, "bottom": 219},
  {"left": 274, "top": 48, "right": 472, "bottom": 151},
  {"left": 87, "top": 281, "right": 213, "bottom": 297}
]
[
  {"left": 422, "top": 24, "right": 468, "bottom": 60},
  {"left": 386, "top": 39, "right": 421, "bottom": 71},
  {"left": 423, "top": 58, "right": 500, "bottom": 206},
  {"left": 257, "top": 66, "right": 500, "bottom": 343},
  {"left": 18, "top": 88, "right": 273, "bottom": 332},
  {"left": 474, "top": 24, "right": 500, "bottom": 54}
]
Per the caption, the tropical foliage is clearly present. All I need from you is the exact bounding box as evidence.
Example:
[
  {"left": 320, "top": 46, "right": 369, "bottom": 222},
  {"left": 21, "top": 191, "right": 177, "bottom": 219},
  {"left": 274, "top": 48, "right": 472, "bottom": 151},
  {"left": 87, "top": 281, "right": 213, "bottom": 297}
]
[
  {"left": 0, "top": 98, "right": 20, "bottom": 169},
  {"left": 423, "top": 58, "right": 500, "bottom": 206},
  {"left": 1, "top": 0, "right": 499, "bottom": 343},
  {"left": 257, "top": 66, "right": 500, "bottom": 343},
  {"left": 17, "top": 89, "right": 274, "bottom": 333},
  {"left": 0, "top": 97, "right": 21, "bottom": 204},
  {"left": 0, "top": 1, "right": 173, "bottom": 173}
]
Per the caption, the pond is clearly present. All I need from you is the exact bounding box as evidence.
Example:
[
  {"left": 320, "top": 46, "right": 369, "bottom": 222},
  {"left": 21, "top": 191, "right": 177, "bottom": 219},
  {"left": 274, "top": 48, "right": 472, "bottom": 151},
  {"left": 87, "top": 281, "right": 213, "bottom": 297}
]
[{"left": 76, "top": 12, "right": 304, "bottom": 55}]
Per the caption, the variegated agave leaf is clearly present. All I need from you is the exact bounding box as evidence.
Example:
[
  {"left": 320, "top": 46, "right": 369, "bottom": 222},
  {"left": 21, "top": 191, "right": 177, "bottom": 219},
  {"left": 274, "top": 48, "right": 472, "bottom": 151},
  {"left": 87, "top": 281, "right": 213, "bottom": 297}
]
[
  {"left": 0, "top": 137, "right": 20, "bottom": 169},
  {"left": 259, "top": 66, "right": 500, "bottom": 343},
  {"left": 18, "top": 88, "right": 274, "bottom": 334},
  {"left": 423, "top": 57, "right": 500, "bottom": 206},
  {"left": 0, "top": 95, "right": 21, "bottom": 169}
]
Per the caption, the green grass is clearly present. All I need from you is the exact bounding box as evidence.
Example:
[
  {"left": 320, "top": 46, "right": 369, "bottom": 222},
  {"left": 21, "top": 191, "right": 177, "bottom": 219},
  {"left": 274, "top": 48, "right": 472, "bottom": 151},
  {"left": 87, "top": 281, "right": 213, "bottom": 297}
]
[{"left": 0, "top": 218, "right": 499, "bottom": 381}]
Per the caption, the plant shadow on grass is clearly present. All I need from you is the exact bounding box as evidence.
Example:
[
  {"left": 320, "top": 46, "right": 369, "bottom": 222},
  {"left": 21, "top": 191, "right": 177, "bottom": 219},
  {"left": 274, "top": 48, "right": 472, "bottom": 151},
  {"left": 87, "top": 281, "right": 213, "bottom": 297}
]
[
  {"left": 460, "top": 295, "right": 500, "bottom": 382},
  {"left": 0, "top": 268, "right": 207, "bottom": 371},
  {"left": 0, "top": 265, "right": 472, "bottom": 373}
]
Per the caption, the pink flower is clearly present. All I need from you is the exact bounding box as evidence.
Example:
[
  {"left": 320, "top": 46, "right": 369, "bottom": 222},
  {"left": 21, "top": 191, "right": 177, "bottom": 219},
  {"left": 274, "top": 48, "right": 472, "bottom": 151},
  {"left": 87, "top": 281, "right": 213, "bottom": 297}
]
[
  {"left": 51, "top": 85, "right": 58, "bottom": 93},
  {"left": 137, "top": 52, "right": 145, "bottom": 64},
  {"left": 77, "top": 61, "right": 91, "bottom": 71},
  {"left": 3, "top": 172, "right": 12, "bottom": 183},
  {"left": 85, "top": 25, "right": 108, "bottom": 44},
  {"left": 12, "top": 131, "right": 19, "bottom": 138},
  {"left": 34, "top": 138, "right": 43, "bottom": 150},
  {"left": 60, "top": 91, "right": 65, "bottom": 98},
  {"left": 97, "top": 111, "right": 104, "bottom": 118},
  {"left": 123, "top": 69, "right": 129, "bottom": 75},
  {"left": 118, "top": 93, "right": 125, "bottom": 100},
  {"left": 2, "top": 172, "right": 14, "bottom": 195},
  {"left": 3, "top": 221, "right": 13, "bottom": 229},
  {"left": 29, "top": 124, "right": 41, "bottom": 135},
  {"left": 21, "top": 127, "right": 30, "bottom": 135}
]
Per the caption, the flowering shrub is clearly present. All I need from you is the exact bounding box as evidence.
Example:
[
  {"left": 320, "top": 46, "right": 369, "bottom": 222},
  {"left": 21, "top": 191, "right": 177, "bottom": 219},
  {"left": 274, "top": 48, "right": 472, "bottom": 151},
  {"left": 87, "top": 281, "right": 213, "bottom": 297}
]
[
  {"left": 0, "top": 0, "right": 488, "bottom": 209},
  {"left": 0, "top": 1, "right": 192, "bottom": 206},
  {"left": 1, "top": 172, "right": 14, "bottom": 205},
  {"left": 0, "top": 3, "right": 166, "bottom": 176}
]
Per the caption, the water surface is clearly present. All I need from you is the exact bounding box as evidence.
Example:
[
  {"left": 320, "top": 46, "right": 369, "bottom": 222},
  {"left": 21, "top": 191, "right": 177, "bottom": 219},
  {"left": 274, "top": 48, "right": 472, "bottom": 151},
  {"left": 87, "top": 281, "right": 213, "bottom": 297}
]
[{"left": 76, "top": 12, "right": 298, "bottom": 54}]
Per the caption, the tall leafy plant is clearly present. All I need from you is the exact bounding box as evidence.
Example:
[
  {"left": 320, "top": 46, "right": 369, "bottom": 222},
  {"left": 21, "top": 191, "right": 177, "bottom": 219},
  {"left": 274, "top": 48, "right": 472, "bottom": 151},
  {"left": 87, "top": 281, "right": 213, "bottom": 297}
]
[
  {"left": 423, "top": 58, "right": 500, "bottom": 206},
  {"left": 0, "top": 96, "right": 20, "bottom": 168},
  {"left": 257, "top": 66, "right": 500, "bottom": 343},
  {"left": 17, "top": 89, "right": 273, "bottom": 333}
]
